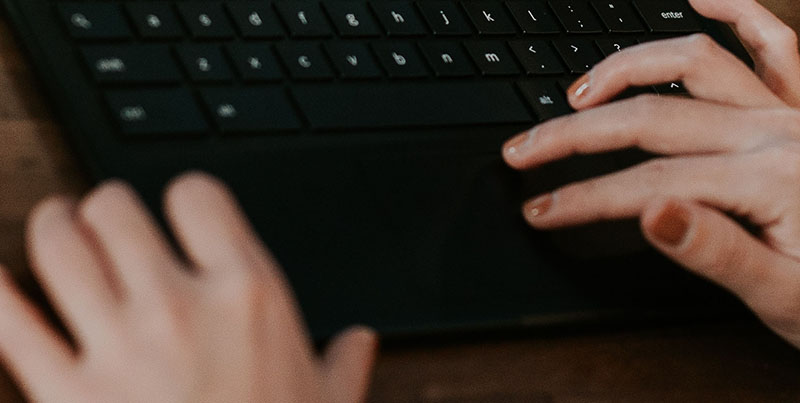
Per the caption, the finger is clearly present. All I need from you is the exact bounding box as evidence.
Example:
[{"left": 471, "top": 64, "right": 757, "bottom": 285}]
[
  {"left": 27, "top": 197, "right": 119, "bottom": 346},
  {"left": 78, "top": 181, "right": 182, "bottom": 301},
  {"left": 503, "top": 95, "right": 767, "bottom": 170},
  {"left": 640, "top": 199, "right": 800, "bottom": 344},
  {"left": 565, "top": 34, "right": 784, "bottom": 110},
  {"left": 164, "top": 172, "right": 279, "bottom": 277},
  {"left": 322, "top": 326, "right": 379, "bottom": 403},
  {"left": 519, "top": 154, "right": 770, "bottom": 229},
  {"left": 690, "top": 0, "right": 800, "bottom": 106},
  {"left": 0, "top": 266, "right": 76, "bottom": 402}
]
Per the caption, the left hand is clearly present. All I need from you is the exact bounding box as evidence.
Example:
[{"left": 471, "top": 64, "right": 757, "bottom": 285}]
[
  {"left": 0, "top": 173, "right": 377, "bottom": 403},
  {"left": 502, "top": 0, "right": 800, "bottom": 347}
]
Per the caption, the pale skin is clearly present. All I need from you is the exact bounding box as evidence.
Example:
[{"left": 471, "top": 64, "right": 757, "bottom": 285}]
[
  {"left": 0, "top": 174, "right": 377, "bottom": 402},
  {"left": 0, "top": 0, "right": 800, "bottom": 401},
  {"left": 504, "top": 0, "right": 800, "bottom": 348}
]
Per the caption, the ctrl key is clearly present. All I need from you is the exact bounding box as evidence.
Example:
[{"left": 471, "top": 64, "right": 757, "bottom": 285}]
[{"left": 105, "top": 89, "right": 209, "bottom": 136}]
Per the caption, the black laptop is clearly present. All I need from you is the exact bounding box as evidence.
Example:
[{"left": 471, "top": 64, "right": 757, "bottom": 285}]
[{"left": 2, "top": 0, "right": 748, "bottom": 338}]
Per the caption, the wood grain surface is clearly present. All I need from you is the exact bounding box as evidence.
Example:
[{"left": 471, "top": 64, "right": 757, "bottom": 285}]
[{"left": 1, "top": 1, "right": 800, "bottom": 402}]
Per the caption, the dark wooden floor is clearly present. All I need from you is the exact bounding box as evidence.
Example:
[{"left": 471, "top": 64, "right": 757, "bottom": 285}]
[{"left": 1, "top": 1, "right": 800, "bottom": 401}]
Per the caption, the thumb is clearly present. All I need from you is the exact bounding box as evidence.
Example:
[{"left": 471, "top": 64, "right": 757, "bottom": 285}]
[
  {"left": 640, "top": 199, "right": 800, "bottom": 334},
  {"left": 322, "top": 326, "right": 379, "bottom": 403}
]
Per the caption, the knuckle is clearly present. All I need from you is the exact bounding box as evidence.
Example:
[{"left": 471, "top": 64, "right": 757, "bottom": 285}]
[
  {"left": 214, "top": 270, "right": 271, "bottom": 315},
  {"left": 769, "top": 110, "right": 800, "bottom": 140},
  {"left": 639, "top": 157, "right": 674, "bottom": 177},
  {"left": 137, "top": 294, "right": 191, "bottom": 342},
  {"left": 768, "top": 24, "right": 798, "bottom": 50},
  {"left": 697, "top": 238, "right": 746, "bottom": 281},
  {"left": 629, "top": 94, "right": 662, "bottom": 117},
  {"left": 684, "top": 33, "right": 719, "bottom": 64},
  {"left": 615, "top": 95, "right": 661, "bottom": 143},
  {"left": 759, "top": 144, "right": 800, "bottom": 183}
]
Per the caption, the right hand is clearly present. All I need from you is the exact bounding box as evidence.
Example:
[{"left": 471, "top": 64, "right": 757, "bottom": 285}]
[{"left": 502, "top": 0, "right": 800, "bottom": 348}]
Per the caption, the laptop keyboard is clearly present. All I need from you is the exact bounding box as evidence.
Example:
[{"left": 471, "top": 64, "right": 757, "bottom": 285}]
[{"left": 53, "top": 0, "right": 700, "bottom": 137}]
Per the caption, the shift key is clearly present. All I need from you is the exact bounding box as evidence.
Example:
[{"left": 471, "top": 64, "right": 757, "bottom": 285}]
[{"left": 105, "top": 89, "right": 208, "bottom": 136}]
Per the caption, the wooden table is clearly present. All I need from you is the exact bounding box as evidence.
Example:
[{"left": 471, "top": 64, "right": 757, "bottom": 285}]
[{"left": 2, "top": 1, "right": 800, "bottom": 401}]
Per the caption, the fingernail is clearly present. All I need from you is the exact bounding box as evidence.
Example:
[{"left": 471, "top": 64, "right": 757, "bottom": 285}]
[
  {"left": 567, "top": 73, "right": 592, "bottom": 104},
  {"left": 504, "top": 128, "right": 538, "bottom": 159},
  {"left": 524, "top": 193, "right": 554, "bottom": 219},
  {"left": 651, "top": 201, "right": 691, "bottom": 247}
]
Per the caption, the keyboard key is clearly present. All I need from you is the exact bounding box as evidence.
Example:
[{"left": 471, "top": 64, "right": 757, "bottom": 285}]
[
  {"left": 176, "top": 45, "right": 234, "bottom": 82},
  {"left": 633, "top": 0, "right": 702, "bottom": 33},
  {"left": 293, "top": 82, "right": 531, "bottom": 128},
  {"left": 596, "top": 38, "right": 638, "bottom": 57},
  {"left": 548, "top": 1, "right": 604, "bottom": 33},
  {"left": 105, "top": 89, "right": 208, "bottom": 136},
  {"left": 371, "top": 2, "right": 427, "bottom": 36},
  {"left": 125, "top": 3, "right": 184, "bottom": 39},
  {"left": 465, "top": 41, "right": 520, "bottom": 76},
  {"left": 420, "top": 42, "right": 475, "bottom": 77},
  {"left": 517, "top": 80, "right": 572, "bottom": 121},
  {"left": 462, "top": 1, "right": 517, "bottom": 35},
  {"left": 57, "top": 3, "right": 132, "bottom": 40},
  {"left": 372, "top": 42, "right": 429, "bottom": 78},
  {"left": 226, "top": 2, "right": 284, "bottom": 38},
  {"left": 509, "top": 40, "right": 564, "bottom": 75},
  {"left": 505, "top": 1, "right": 561, "bottom": 34},
  {"left": 590, "top": 0, "right": 645, "bottom": 33},
  {"left": 81, "top": 45, "right": 181, "bottom": 83},
  {"left": 200, "top": 88, "right": 301, "bottom": 133},
  {"left": 226, "top": 44, "right": 282, "bottom": 82},
  {"left": 276, "top": 43, "right": 335, "bottom": 79},
  {"left": 274, "top": 1, "right": 333, "bottom": 37},
  {"left": 417, "top": 1, "right": 472, "bottom": 36},
  {"left": 654, "top": 81, "right": 688, "bottom": 95},
  {"left": 324, "top": 43, "right": 382, "bottom": 79},
  {"left": 553, "top": 39, "right": 602, "bottom": 73},
  {"left": 323, "top": 2, "right": 382, "bottom": 37},
  {"left": 177, "top": 3, "right": 235, "bottom": 39}
]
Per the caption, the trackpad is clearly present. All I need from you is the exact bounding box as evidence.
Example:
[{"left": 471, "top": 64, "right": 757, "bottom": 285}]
[
  {"left": 361, "top": 151, "right": 648, "bottom": 262},
  {"left": 360, "top": 151, "right": 538, "bottom": 266}
]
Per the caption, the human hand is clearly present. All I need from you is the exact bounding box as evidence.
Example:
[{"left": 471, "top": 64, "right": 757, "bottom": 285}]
[
  {"left": 503, "top": 0, "right": 800, "bottom": 348},
  {"left": 0, "top": 173, "right": 377, "bottom": 402}
]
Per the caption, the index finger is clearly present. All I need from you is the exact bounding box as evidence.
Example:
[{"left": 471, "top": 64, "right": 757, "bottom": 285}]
[{"left": 690, "top": 0, "right": 800, "bottom": 106}]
